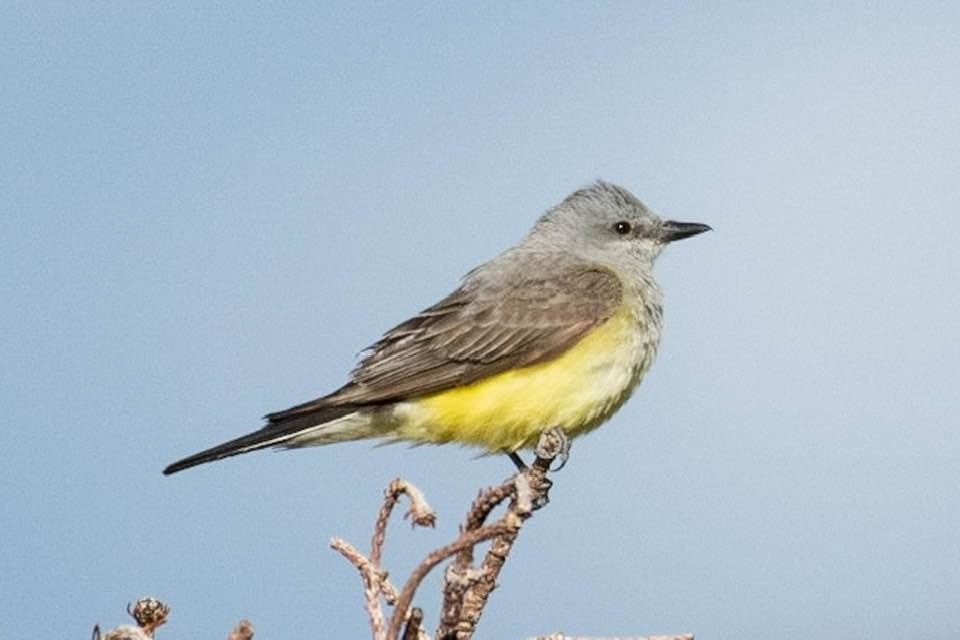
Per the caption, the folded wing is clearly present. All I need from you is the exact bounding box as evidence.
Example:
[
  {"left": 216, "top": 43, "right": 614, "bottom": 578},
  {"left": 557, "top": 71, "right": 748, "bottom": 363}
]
[{"left": 266, "top": 261, "right": 623, "bottom": 421}]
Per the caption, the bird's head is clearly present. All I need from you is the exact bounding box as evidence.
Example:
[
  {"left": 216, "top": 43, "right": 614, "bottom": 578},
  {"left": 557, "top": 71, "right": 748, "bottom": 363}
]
[{"left": 529, "top": 181, "right": 711, "bottom": 272}]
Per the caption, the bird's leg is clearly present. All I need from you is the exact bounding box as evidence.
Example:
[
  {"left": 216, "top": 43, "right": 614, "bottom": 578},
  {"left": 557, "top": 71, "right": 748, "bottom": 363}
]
[
  {"left": 505, "top": 429, "right": 570, "bottom": 509},
  {"left": 507, "top": 451, "right": 527, "bottom": 471},
  {"left": 507, "top": 427, "right": 571, "bottom": 473},
  {"left": 530, "top": 426, "right": 570, "bottom": 472},
  {"left": 524, "top": 427, "right": 570, "bottom": 509}
]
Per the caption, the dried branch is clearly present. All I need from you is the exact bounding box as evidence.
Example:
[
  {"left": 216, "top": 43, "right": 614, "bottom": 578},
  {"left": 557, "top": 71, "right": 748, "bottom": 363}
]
[
  {"left": 127, "top": 598, "right": 170, "bottom": 637},
  {"left": 94, "top": 598, "right": 255, "bottom": 640},
  {"left": 531, "top": 635, "right": 694, "bottom": 640},
  {"left": 331, "top": 429, "right": 563, "bottom": 640},
  {"left": 373, "top": 479, "right": 437, "bottom": 567},
  {"left": 227, "top": 619, "right": 255, "bottom": 640},
  {"left": 95, "top": 426, "right": 688, "bottom": 639},
  {"left": 333, "top": 427, "right": 690, "bottom": 639},
  {"left": 401, "top": 606, "right": 427, "bottom": 640},
  {"left": 98, "top": 626, "right": 151, "bottom": 640},
  {"left": 332, "top": 477, "right": 437, "bottom": 639},
  {"left": 331, "top": 537, "right": 393, "bottom": 639},
  {"left": 437, "top": 477, "right": 516, "bottom": 631},
  {"left": 438, "top": 482, "right": 514, "bottom": 634},
  {"left": 386, "top": 516, "right": 519, "bottom": 639},
  {"left": 437, "top": 428, "right": 564, "bottom": 639},
  {"left": 94, "top": 598, "right": 170, "bottom": 640}
]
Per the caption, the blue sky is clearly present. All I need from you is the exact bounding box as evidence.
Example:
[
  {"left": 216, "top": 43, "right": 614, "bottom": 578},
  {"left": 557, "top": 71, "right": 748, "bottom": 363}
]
[{"left": 3, "top": 3, "right": 959, "bottom": 638}]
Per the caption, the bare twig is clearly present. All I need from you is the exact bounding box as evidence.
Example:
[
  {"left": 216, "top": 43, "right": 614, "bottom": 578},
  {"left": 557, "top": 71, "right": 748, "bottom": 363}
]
[
  {"left": 96, "top": 597, "right": 170, "bottom": 640},
  {"left": 531, "top": 635, "right": 694, "bottom": 640},
  {"left": 438, "top": 477, "right": 516, "bottom": 631},
  {"left": 332, "top": 479, "right": 436, "bottom": 639},
  {"left": 95, "top": 600, "right": 255, "bottom": 640},
  {"left": 331, "top": 537, "right": 393, "bottom": 640},
  {"left": 227, "top": 619, "right": 255, "bottom": 640},
  {"left": 127, "top": 598, "right": 170, "bottom": 637},
  {"left": 387, "top": 517, "right": 519, "bottom": 640},
  {"left": 401, "top": 606, "right": 426, "bottom": 640},
  {"left": 437, "top": 481, "right": 514, "bottom": 635},
  {"left": 100, "top": 627, "right": 152, "bottom": 640},
  {"left": 436, "top": 428, "right": 565, "bottom": 640},
  {"left": 335, "top": 456, "right": 546, "bottom": 640},
  {"left": 463, "top": 482, "right": 516, "bottom": 533},
  {"left": 373, "top": 479, "right": 437, "bottom": 567},
  {"left": 337, "top": 427, "right": 682, "bottom": 640},
  {"left": 94, "top": 423, "right": 685, "bottom": 640}
]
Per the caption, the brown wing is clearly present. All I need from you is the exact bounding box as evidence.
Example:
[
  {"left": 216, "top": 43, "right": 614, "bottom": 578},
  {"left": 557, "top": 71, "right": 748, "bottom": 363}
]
[{"left": 265, "top": 263, "right": 622, "bottom": 421}]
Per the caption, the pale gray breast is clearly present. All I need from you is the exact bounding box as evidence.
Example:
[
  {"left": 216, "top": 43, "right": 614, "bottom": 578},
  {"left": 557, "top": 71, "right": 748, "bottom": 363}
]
[{"left": 625, "top": 273, "right": 665, "bottom": 383}]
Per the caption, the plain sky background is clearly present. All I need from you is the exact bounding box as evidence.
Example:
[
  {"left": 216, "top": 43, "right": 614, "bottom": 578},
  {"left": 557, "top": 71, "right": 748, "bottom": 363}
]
[{"left": 3, "top": 3, "right": 959, "bottom": 638}]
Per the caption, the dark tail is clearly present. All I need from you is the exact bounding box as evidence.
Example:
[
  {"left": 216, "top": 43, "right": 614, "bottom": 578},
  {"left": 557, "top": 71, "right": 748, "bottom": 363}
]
[{"left": 163, "top": 405, "right": 356, "bottom": 475}]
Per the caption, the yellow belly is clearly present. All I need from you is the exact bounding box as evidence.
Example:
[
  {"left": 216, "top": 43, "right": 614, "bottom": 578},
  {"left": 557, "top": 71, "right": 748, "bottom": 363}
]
[{"left": 393, "top": 304, "right": 650, "bottom": 451}]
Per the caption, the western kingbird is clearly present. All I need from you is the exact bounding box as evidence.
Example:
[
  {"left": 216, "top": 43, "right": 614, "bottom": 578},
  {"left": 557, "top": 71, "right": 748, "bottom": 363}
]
[{"left": 163, "top": 181, "right": 709, "bottom": 475}]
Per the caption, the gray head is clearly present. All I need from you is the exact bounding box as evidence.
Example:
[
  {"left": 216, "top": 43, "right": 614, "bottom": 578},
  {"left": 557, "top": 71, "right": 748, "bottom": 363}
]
[{"left": 525, "top": 181, "right": 710, "bottom": 273}]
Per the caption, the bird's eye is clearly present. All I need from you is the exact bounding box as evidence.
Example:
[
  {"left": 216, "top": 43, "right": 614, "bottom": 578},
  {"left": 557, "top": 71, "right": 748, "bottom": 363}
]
[{"left": 614, "top": 221, "right": 632, "bottom": 235}]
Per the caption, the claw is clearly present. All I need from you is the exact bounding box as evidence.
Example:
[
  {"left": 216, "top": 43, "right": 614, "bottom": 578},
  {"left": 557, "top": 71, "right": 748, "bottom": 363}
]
[
  {"left": 550, "top": 440, "right": 571, "bottom": 472},
  {"left": 531, "top": 476, "right": 553, "bottom": 510}
]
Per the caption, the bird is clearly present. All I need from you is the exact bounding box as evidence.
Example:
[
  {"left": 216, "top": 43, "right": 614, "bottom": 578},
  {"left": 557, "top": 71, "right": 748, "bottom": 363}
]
[{"left": 163, "top": 181, "right": 710, "bottom": 475}]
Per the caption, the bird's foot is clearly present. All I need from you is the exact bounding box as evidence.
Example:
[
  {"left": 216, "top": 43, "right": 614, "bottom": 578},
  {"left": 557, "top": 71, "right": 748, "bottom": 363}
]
[
  {"left": 530, "top": 476, "right": 553, "bottom": 510},
  {"left": 524, "top": 427, "right": 570, "bottom": 510},
  {"left": 534, "top": 426, "right": 571, "bottom": 472},
  {"left": 506, "top": 427, "right": 570, "bottom": 472}
]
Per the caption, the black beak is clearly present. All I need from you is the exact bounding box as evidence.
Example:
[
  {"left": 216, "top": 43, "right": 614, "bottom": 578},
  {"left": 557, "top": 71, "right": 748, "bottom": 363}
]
[{"left": 660, "top": 220, "right": 712, "bottom": 243}]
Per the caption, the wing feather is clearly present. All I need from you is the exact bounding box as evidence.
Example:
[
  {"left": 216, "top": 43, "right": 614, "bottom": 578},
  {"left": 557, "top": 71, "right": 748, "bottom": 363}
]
[
  {"left": 338, "top": 263, "right": 621, "bottom": 401},
  {"left": 265, "top": 261, "right": 623, "bottom": 421}
]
